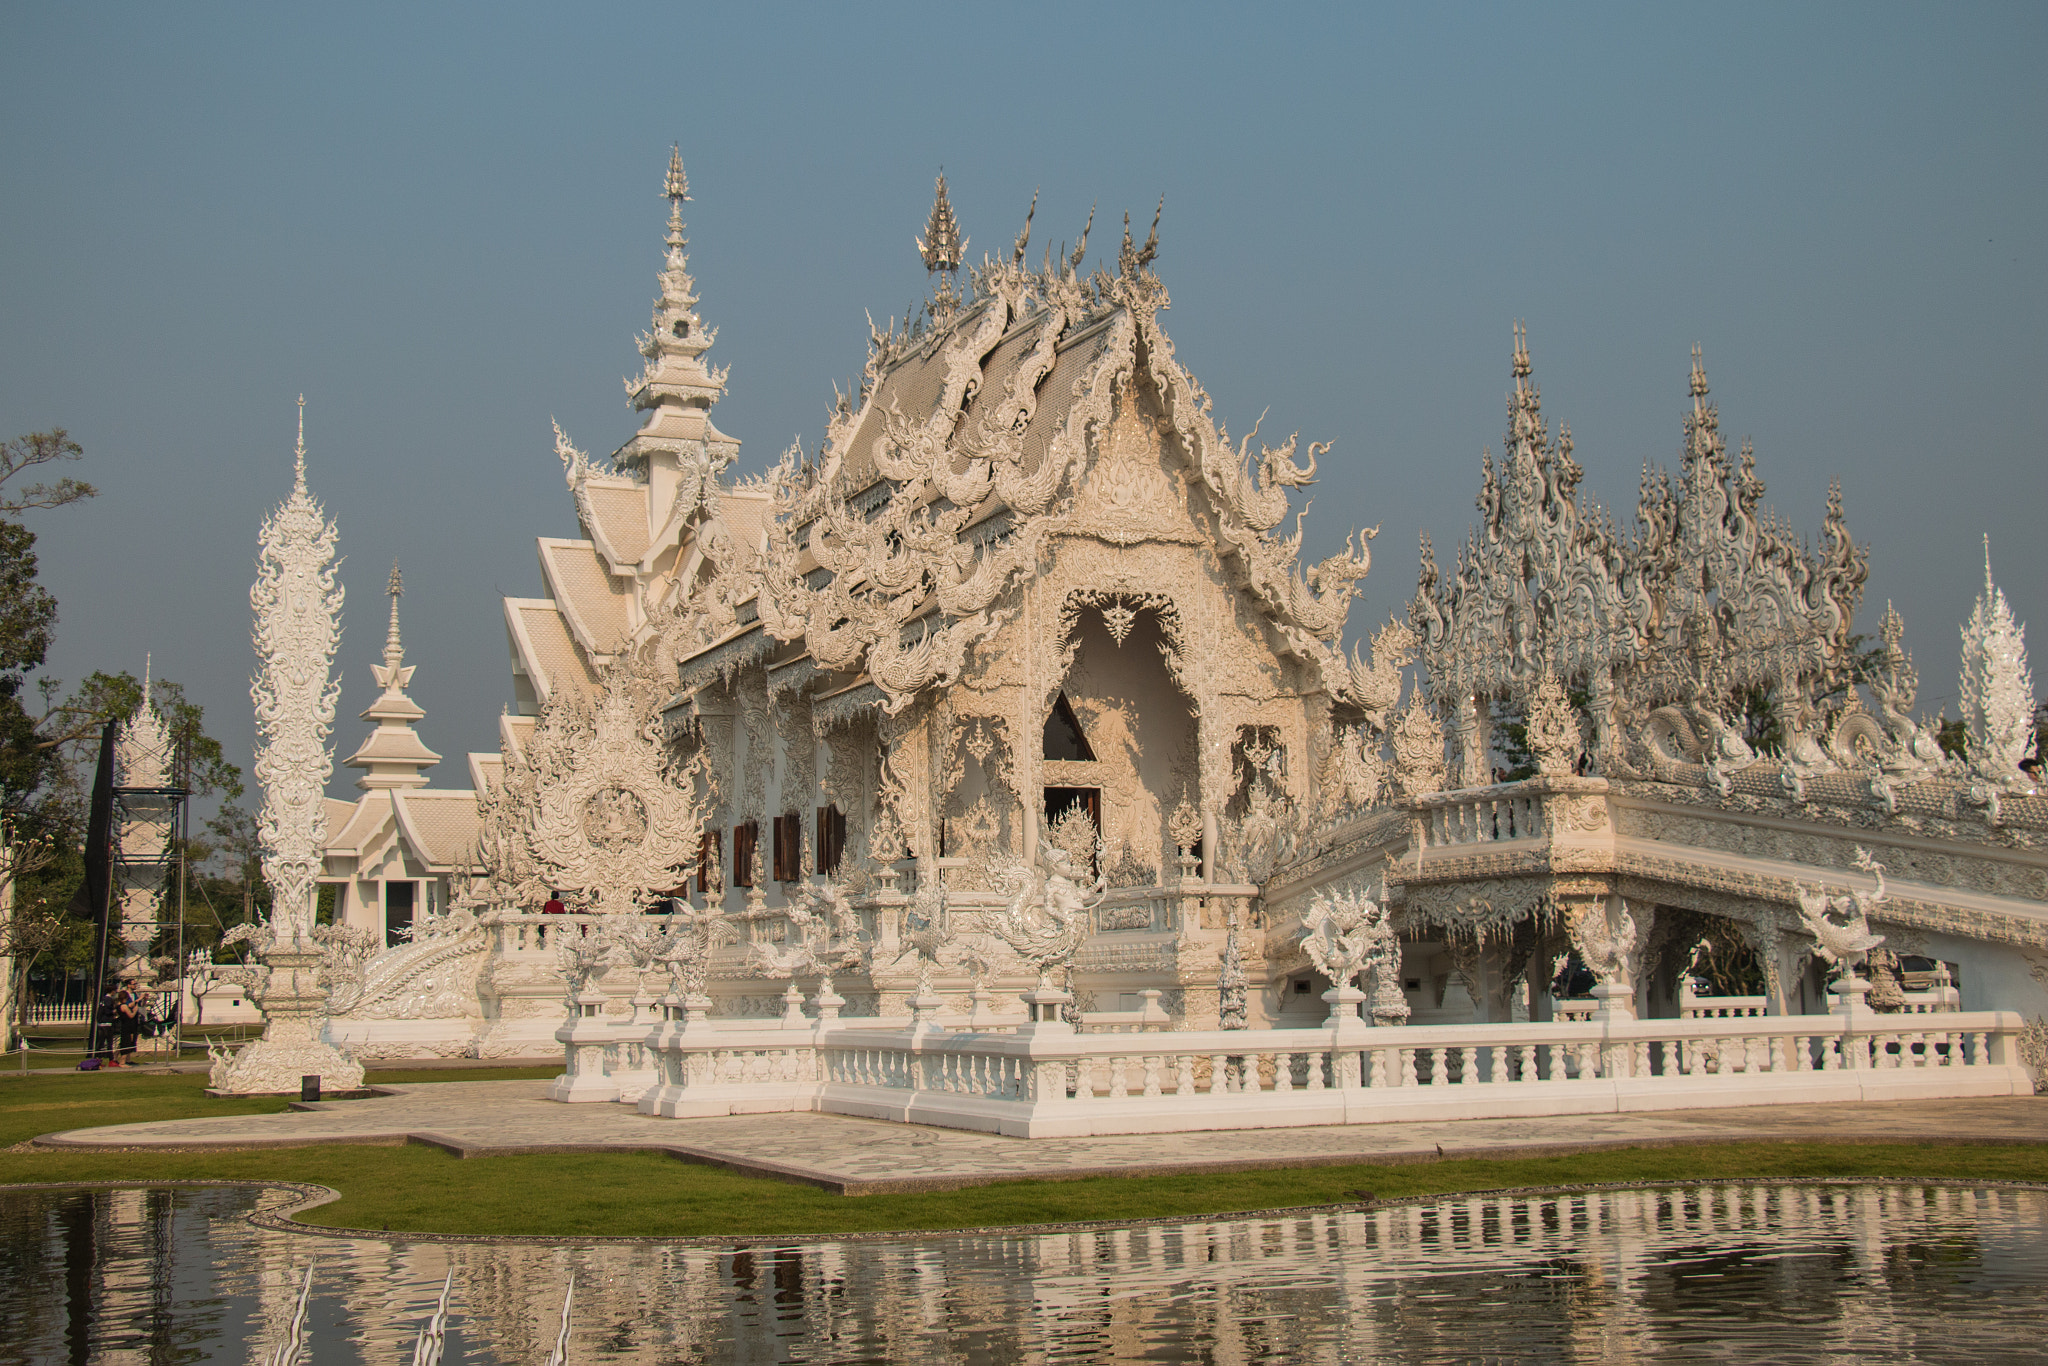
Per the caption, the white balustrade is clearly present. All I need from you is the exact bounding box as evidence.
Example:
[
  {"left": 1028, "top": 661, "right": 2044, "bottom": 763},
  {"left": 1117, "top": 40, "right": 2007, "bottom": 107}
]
[
  {"left": 1421, "top": 791, "right": 1546, "bottom": 848},
  {"left": 568, "top": 1004, "right": 2032, "bottom": 1136},
  {"left": 1679, "top": 986, "right": 1770, "bottom": 1019}
]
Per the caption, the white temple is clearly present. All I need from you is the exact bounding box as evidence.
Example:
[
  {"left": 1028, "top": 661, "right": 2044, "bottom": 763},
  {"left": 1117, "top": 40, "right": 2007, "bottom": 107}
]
[
  {"left": 291, "top": 151, "right": 2041, "bottom": 1126},
  {"left": 319, "top": 565, "right": 479, "bottom": 946}
]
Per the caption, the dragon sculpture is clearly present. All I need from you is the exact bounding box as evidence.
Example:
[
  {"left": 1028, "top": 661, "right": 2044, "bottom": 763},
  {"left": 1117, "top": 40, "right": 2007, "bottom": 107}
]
[{"left": 985, "top": 841, "right": 1108, "bottom": 995}]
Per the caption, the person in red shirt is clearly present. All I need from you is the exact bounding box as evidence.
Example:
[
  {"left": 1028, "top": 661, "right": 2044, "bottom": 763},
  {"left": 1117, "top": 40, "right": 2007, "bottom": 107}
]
[{"left": 542, "top": 890, "right": 567, "bottom": 915}]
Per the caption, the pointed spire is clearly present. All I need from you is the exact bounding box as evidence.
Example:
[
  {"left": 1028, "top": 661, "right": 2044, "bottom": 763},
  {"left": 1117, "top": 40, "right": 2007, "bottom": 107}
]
[
  {"left": 1959, "top": 534, "right": 2036, "bottom": 787},
  {"left": 664, "top": 143, "right": 689, "bottom": 203},
  {"left": 292, "top": 394, "right": 307, "bottom": 493},
  {"left": 1681, "top": 345, "right": 1724, "bottom": 474},
  {"left": 116, "top": 651, "right": 171, "bottom": 788},
  {"left": 917, "top": 169, "right": 966, "bottom": 275},
  {"left": 383, "top": 560, "right": 405, "bottom": 672},
  {"left": 1505, "top": 322, "right": 1546, "bottom": 465},
  {"left": 346, "top": 558, "right": 439, "bottom": 790},
  {"left": 619, "top": 144, "right": 738, "bottom": 497}
]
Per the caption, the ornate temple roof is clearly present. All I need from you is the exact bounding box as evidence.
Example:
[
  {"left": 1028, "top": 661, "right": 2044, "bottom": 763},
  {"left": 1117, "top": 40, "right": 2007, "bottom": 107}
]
[
  {"left": 1411, "top": 331, "right": 1868, "bottom": 721},
  {"left": 499, "top": 159, "right": 1386, "bottom": 733}
]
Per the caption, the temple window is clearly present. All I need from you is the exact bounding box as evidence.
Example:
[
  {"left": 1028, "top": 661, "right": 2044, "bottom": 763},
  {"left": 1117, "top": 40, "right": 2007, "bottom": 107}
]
[
  {"left": 383, "top": 880, "right": 415, "bottom": 948},
  {"left": 815, "top": 804, "right": 846, "bottom": 874},
  {"left": 772, "top": 813, "right": 802, "bottom": 881},
  {"left": 1042, "top": 692, "right": 1096, "bottom": 761},
  {"left": 1042, "top": 787, "right": 1102, "bottom": 874}
]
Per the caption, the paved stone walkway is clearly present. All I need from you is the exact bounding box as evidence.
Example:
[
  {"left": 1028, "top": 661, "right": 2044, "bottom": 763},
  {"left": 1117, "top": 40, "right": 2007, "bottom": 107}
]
[{"left": 38, "top": 1082, "right": 2048, "bottom": 1195}]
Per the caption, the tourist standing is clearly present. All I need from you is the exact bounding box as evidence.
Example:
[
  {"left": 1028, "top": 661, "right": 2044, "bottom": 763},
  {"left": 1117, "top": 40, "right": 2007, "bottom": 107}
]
[
  {"left": 114, "top": 983, "right": 142, "bottom": 1066},
  {"left": 95, "top": 986, "right": 123, "bottom": 1066}
]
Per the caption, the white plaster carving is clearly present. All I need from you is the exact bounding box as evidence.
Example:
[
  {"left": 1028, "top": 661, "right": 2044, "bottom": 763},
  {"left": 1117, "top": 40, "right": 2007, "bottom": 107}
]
[
  {"left": 212, "top": 402, "right": 362, "bottom": 1094},
  {"left": 1960, "top": 540, "right": 2038, "bottom": 792}
]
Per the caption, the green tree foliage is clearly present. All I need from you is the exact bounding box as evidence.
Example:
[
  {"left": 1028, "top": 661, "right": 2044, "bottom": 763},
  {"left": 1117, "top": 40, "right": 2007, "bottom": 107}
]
[
  {"left": 0, "top": 431, "right": 242, "bottom": 988},
  {"left": 1490, "top": 681, "right": 1592, "bottom": 781}
]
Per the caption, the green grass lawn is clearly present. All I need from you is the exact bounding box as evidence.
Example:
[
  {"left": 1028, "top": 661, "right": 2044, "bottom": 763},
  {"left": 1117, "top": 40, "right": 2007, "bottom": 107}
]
[{"left": 1, "top": 1070, "right": 2043, "bottom": 1239}]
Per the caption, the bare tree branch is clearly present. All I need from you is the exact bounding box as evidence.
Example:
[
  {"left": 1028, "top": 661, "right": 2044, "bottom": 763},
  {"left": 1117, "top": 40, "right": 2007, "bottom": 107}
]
[{"left": 0, "top": 430, "right": 97, "bottom": 515}]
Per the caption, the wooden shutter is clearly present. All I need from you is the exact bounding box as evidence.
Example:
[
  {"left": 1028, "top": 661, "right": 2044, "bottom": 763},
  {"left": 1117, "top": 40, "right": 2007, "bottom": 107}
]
[{"left": 816, "top": 804, "right": 845, "bottom": 874}]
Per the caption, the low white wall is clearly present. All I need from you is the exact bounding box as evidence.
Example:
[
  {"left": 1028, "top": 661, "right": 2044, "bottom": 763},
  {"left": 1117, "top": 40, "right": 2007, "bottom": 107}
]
[{"left": 551, "top": 1007, "right": 2034, "bottom": 1138}]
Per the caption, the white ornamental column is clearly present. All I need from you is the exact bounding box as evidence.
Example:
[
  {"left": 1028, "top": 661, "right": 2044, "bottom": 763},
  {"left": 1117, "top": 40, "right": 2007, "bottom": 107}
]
[{"left": 208, "top": 398, "right": 364, "bottom": 1094}]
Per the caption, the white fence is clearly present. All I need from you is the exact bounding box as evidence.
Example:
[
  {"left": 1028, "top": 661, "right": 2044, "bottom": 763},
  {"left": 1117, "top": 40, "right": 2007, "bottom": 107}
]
[{"left": 551, "top": 1004, "right": 2033, "bottom": 1138}]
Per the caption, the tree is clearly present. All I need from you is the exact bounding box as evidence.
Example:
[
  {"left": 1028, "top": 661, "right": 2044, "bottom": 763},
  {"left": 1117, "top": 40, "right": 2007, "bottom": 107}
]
[
  {"left": 0, "top": 430, "right": 243, "bottom": 1001},
  {"left": 0, "top": 429, "right": 96, "bottom": 515}
]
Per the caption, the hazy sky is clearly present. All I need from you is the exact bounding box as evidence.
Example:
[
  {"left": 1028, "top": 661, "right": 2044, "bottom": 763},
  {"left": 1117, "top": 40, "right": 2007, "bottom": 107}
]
[{"left": 3, "top": 3, "right": 2042, "bottom": 805}]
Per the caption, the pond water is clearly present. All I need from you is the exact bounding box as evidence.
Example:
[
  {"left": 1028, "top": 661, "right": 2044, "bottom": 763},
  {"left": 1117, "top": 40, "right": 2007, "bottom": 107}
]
[{"left": 2, "top": 1181, "right": 2044, "bottom": 1363}]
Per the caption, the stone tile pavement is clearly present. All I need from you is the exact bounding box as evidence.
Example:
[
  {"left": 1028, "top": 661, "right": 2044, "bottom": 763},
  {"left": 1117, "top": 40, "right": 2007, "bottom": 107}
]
[{"left": 37, "top": 1081, "right": 2048, "bottom": 1195}]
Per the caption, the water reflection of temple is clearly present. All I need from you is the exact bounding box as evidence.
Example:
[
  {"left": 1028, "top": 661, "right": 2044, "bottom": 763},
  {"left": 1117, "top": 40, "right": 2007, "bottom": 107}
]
[{"left": 3, "top": 1182, "right": 2042, "bottom": 1359}]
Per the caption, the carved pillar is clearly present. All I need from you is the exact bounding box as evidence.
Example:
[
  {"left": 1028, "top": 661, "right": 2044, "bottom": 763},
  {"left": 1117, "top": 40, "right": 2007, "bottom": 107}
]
[
  {"left": 1585, "top": 667, "right": 1624, "bottom": 776},
  {"left": 210, "top": 408, "right": 363, "bottom": 1094},
  {"left": 737, "top": 668, "right": 771, "bottom": 837},
  {"left": 1742, "top": 906, "right": 1811, "bottom": 1017},
  {"left": 820, "top": 716, "right": 874, "bottom": 873},
  {"left": 773, "top": 684, "right": 817, "bottom": 877}
]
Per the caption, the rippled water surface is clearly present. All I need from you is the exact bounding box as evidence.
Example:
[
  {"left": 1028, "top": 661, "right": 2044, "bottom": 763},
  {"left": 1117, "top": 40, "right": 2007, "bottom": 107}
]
[{"left": 2, "top": 1182, "right": 2045, "bottom": 1362}]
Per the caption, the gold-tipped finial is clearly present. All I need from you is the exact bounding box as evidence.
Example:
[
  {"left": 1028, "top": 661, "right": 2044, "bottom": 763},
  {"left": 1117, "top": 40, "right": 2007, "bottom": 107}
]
[
  {"left": 917, "top": 170, "right": 966, "bottom": 275},
  {"left": 293, "top": 394, "right": 307, "bottom": 489},
  {"left": 663, "top": 144, "right": 689, "bottom": 203}
]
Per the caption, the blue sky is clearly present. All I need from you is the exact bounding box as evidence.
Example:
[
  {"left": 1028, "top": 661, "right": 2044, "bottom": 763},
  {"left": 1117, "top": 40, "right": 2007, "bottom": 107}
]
[{"left": 2, "top": 3, "right": 2042, "bottom": 800}]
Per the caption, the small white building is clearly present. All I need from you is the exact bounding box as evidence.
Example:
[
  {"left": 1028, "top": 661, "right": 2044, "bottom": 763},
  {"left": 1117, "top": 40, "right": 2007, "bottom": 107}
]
[{"left": 319, "top": 567, "right": 482, "bottom": 944}]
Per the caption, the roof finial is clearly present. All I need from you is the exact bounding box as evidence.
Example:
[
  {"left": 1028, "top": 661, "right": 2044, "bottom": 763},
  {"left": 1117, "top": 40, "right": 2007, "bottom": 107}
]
[
  {"left": 1984, "top": 532, "right": 1994, "bottom": 598},
  {"left": 1118, "top": 201, "right": 1163, "bottom": 277},
  {"left": 348, "top": 555, "right": 438, "bottom": 790},
  {"left": 917, "top": 169, "right": 966, "bottom": 276},
  {"left": 293, "top": 394, "right": 307, "bottom": 491},
  {"left": 142, "top": 651, "right": 151, "bottom": 700},
  {"left": 383, "top": 560, "right": 405, "bottom": 671},
  {"left": 1069, "top": 204, "right": 1095, "bottom": 273},
  {"left": 1120, "top": 196, "right": 1162, "bottom": 275},
  {"left": 1013, "top": 189, "right": 1038, "bottom": 266},
  {"left": 663, "top": 143, "right": 689, "bottom": 204}
]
